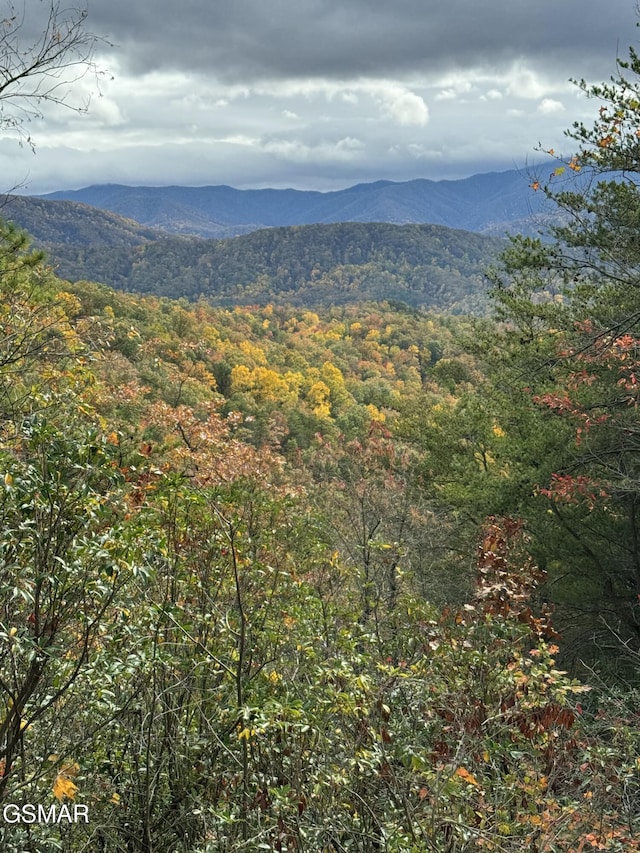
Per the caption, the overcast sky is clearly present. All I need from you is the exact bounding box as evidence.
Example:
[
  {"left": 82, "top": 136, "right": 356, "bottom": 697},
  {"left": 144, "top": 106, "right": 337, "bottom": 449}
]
[{"left": 2, "top": 0, "right": 638, "bottom": 193}]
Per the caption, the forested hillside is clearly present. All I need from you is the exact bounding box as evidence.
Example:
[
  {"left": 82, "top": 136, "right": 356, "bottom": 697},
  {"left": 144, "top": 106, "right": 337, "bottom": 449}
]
[
  {"left": 32, "top": 220, "right": 502, "bottom": 312},
  {"left": 0, "top": 195, "right": 161, "bottom": 247}
]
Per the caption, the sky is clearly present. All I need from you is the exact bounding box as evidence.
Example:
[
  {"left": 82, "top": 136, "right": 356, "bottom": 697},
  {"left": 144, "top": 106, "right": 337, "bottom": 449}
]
[{"left": 2, "top": 0, "right": 639, "bottom": 194}]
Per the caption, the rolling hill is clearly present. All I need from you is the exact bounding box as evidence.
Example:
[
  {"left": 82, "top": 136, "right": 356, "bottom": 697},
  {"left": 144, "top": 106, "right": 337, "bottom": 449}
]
[
  {"left": 34, "top": 221, "right": 503, "bottom": 312},
  {"left": 0, "top": 194, "right": 161, "bottom": 247}
]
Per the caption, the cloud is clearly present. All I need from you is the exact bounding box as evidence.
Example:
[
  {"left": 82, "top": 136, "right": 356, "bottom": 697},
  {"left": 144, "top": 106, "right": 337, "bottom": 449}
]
[
  {"left": 506, "top": 66, "right": 560, "bottom": 101},
  {"left": 538, "top": 98, "right": 565, "bottom": 114},
  {"left": 222, "top": 134, "right": 365, "bottom": 164},
  {"left": 86, "top": 0, "right": 635, "bottom": 84},
  {"left": 368, "top": 84, "right": 429, "bottom": 127},
  {"left": 233, "top": 78, "right": 429, "bottom": 127},
  {"left": 435, "top": 89, "right": 457, "bottom": 102}
]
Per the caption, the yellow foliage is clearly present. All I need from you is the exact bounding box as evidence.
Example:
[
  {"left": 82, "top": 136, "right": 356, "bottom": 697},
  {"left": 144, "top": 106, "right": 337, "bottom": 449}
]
[
  {"left": 232, "top": 365, "right": 299, "bottom": 404},
  {"left": 474, "top": 450, "right": 495, "bottom": 468},
  {"left": 283, "top": 371, "right": 304, "bottom": 394},
  {"left": 313, "top": 403, "right": 331, "bottom": 418},
  {"left": 53, "top": 764, "right": 79, "bottom": 802},
  {"left": 55, "top": 291, "right": 82, "bottom": 316},
  {"left": 230, "top": 364, "right": 253, "bottom": 392},
  {"left": 53, "top": 776, "right": 78, "bottom": 801},
  {"left": 321, "top": 361, "right": 345, "bottom": 385},
  {"left": 307, "top": 380, "right": 331, "bottom": 409},
  {"left": 253, "top": 367, "right": 297, "bottom": 403},
  {"left": 238, "top": 340, "right": 267, "bottom": 365},
  {"left": 237, "top": 727, "right": 256, "bottom": 741},
  {"left": 366, "top": 404, "right": 385, "bottom": 422}
]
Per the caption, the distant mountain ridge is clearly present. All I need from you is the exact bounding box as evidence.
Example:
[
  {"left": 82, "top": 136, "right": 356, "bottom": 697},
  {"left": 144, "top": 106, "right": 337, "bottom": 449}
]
[{"left": 38, "top": 169, "right": 554, "bottom": 239}]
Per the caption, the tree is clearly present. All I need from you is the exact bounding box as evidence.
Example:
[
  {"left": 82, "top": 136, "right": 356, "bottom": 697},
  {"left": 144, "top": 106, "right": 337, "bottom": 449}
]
[
  {"left": 0, "top": 1, "right": 104, "bottom": 150},
  {"left": 0, "top": 415, "right": 136, "bottom": 794},
  {"left": 484, "top": 29, "right": 640, "bottom": 671},
  {"left": 0, "top": 219, "right": 85, "bottom": 423}
]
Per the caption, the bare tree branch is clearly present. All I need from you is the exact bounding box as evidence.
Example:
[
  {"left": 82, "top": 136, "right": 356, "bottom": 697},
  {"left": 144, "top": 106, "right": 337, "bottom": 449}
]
[{"left": 0, "top": 1, "right": 109, "bottom": 149}]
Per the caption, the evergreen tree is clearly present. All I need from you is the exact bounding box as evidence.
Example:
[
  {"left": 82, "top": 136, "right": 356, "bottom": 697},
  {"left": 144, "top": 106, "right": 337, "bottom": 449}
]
[{"left": 485, "top": 32, "right": 640, "bottom": 672}]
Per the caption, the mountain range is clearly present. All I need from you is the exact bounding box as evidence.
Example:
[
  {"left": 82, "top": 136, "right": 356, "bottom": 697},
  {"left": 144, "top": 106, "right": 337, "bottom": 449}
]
[{"left": 36, "top": 168, "right": 554, "bottom": 239}]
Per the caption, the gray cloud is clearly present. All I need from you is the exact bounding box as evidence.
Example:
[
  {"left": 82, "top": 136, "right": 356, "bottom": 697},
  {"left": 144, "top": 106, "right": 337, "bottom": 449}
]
[{"left": 87, "top": 0, "right": 637, "bottom": 82}]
